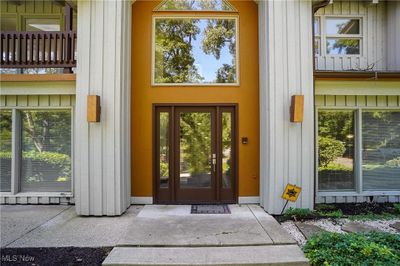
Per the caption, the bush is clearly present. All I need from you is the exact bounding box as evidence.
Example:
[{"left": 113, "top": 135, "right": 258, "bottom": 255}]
[
  {"left": 304, "top": 232, "right": 400, "bottom": 266},
  {"left": 283, "top": 207, "right": 313, "bottom": 220},
  {"left": 385, "top": 156, "right": 400, "bottom": 168},
  {"left": 0, "top": 150, "right": 71, "bottom": 180},
  {"left": 318, "top": 136, "right": 346, "bottom": 167}
]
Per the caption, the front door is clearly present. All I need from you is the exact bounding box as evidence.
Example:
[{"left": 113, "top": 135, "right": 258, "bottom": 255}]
[{"left": 155, "top": 105, "right": 236, "bottom": 204}]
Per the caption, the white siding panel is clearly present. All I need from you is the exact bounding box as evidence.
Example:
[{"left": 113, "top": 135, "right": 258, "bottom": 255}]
[
  {"left": 75, "top": 0, "right": 131, "bottom": 216},
  {"left": 386, "top": 1, "right": 400, "bottom": 71},
  {"left": 259, "top": 0, "right": 314, "bottom": 214}
]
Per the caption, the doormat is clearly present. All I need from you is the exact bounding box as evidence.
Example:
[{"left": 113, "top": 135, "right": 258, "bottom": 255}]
[{"left": 191, "top": 205, "right": 231, "bottom": 214}]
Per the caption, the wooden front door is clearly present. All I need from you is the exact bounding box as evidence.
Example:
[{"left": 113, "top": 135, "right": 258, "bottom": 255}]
[{"left": 154, "top": 105, "right": 237, "bottom": 204}]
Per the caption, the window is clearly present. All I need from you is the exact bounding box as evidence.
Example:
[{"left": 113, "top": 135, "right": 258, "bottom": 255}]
[
  {"left": 314, "top": 17, "right": 321, "bottom": 55},
  {"left": 318, "top": 110, "right": 355, "bottom": 191},
  {"left": 317, "top": 109, "right": 400, "bottom": 193},
  {"left": 156, "top": 0, "right": 236, "bottom": 12},
  {"left": 0, "top": 110, "right": 12, "bottom": 192},
  {"left": 314, "top": 16, "right": 362, "bottom": 56},
  {"left": 24, "top": 18, "right": 61, "bottom": 32},
  {"left": 0, "top": 109, "right": 72, "bottom": 194},
  {"left": 153, "top": 17, "right": 238, "bottom": 85},
  {"left": 362, "top": 111, "right": 400, "bottom": 191}
]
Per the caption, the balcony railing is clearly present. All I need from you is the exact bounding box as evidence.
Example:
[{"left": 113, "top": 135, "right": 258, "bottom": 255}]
[{"left": 1, "top": 31, "right": 76, "bottom": 72}]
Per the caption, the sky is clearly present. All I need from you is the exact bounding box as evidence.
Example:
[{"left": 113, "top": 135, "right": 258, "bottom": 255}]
[{"left": 191, "top": 19, "right": 235, "bottom": 82}]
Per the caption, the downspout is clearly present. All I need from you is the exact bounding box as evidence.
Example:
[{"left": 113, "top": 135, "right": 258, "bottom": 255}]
[{"left": 311, "top": 0, "right": 331, "bottom": 210}]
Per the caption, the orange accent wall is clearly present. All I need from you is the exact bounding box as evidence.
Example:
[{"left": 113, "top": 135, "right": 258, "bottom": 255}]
[{"left": 131, "top": 0, "right": 259, "bottom": 198}]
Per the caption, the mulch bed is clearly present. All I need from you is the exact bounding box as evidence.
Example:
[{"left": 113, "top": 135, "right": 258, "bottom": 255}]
[
  {"left": 0, "top": 247, "right": 112, "bottom": 266},
  {"left": 331, "top": 202, "right": 397, "bottom": 215}
]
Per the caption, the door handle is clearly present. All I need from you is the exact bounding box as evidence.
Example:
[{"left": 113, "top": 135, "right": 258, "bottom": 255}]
[{"left": 212, "top": 153, "right": 216, "bottom": 172}]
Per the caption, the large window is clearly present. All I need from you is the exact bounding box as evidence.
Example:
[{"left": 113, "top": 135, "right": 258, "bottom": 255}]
[
  {"left": 0, "top": 109, "right": 72, "bottom": 194},
  {"left": 153, "top": 17, "right": 238, "bottom": 85},
  {"left": 317, "top": 109, "right": 400, "bottom": 193},
  {"left": 318, "top": 110, "right": 355, "bottom": 191},
  {"left": 314, "top": 16, "right": 362, "bottom": 56},
  {"left": 362, "top": 111, "right": 400, "bottom": 191}
]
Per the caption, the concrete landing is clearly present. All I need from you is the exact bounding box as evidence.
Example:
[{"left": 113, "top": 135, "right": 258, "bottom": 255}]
[
  {"left": 103, "top": 245, "right": 309, "bottom": 266},
  {"left": 118, "top": 205, "right": 295, "bottom": 247},
  {"left": 104, "top": 205, "right": 307, "bottom": 265}
]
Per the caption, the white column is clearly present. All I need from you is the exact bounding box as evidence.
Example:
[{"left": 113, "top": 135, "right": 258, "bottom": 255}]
[
  {"left": 75, "top": 0, "right": 131, "bottom": 216},
  {"left": 259, "top": 0, "right": 314, "bottom": 214},
  {"left": 387, "top": 1, "right": 400, "bottom": 71}
]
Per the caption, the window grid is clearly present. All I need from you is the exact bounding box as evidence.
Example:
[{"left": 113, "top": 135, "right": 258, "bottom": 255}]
[{"left": 314, "top": 15, "right": 363, "bottom": 57}]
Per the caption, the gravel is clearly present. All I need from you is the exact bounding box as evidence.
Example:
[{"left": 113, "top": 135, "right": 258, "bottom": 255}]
[{"left": 281, "top": 218, "right": 400, "bottom": 246}]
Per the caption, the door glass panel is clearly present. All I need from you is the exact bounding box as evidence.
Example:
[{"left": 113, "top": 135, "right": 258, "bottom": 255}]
[
  {"left": 0, "top": 110, "right": 12, "bottom": 192},
  {"left": 222, "top": 112, "right": 232, "bottom": 189},
  {"left": 159, "top": 112, "right": 169, "bottom": 188},
  {"left": 179, "top": 112, "right": 212, "bottom": 188}
]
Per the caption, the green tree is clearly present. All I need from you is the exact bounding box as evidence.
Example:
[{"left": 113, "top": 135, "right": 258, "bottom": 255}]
[{"left": 155, "top": 18, "right": 203, "bottom": 83}]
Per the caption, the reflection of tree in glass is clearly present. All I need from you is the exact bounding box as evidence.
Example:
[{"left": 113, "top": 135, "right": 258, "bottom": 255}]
[
  {"left": 0, "top": 111, "right": 12, "bottom": 152},
  {"left": 363, "top": 112, "right": 400, "bottom": 150},
  {"left": 158, "top": 0, "right": 233, "bottom": 11},
  {"left": 155, "top": 19, "right": 203, "bottom": 83},
  {"left": 180, "top": 113, "right": 211, "bottom": 175},
  {"left": 155, "top": 17, "right": 236, "bottom": 83},
  {"left": 331, "top": 39, "right": 359, "bottom": 55},
  {"left": 202, "top": 19, "right": 236, "bottom": 83},
  {"left": 23, "top": 111, "right": 71, "bottom": 155}
]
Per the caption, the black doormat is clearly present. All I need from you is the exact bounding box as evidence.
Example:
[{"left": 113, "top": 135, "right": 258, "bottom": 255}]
[{"left": 191, "top": 204, "right": 231, "bottom": 214}]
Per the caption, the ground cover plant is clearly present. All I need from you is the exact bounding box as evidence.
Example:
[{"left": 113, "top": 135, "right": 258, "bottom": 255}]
[
  {"left": 303, "top": 232, "right": 400, "bottom": 266},
  {"left": 278, "top": 202, "right": 400, "bottom": 222}
]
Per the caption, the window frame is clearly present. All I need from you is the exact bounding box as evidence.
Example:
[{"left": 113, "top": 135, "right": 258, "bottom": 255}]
[
  {"left": 316, "top": 106, "right": 400, "bottom": 197},
  {"left": 314, "top": 15, "right": 364, "bottom": 57},
  {"left": 0, "top": 107, "right": 74, "bottom": 197},
  {"left": 151, "top": 14, "right": 240, "bottom": 87}
]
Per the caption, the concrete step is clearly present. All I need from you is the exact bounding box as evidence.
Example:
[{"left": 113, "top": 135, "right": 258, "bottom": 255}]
[{"left": 102, "top": 245, "right": 309, "bottom": 266}]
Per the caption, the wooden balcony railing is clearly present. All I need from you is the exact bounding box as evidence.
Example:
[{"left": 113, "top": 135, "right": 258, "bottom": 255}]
[{"left": 1, "top": 31, "right": 76, "bottom": 72}]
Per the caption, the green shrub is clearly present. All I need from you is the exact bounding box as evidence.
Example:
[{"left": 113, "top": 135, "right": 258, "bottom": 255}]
[
  {"left": 160, "top": 162, "right": 169, "bottom": 178},
  {"left": 304, "top": 232, "right": 400, "bottom": 266},
  {"left": 385, "top": 156, "right": 400, "bottom": 168},
  {"left": 394, "top": 203, "right": 400, "bottom": 214},
  {"left": 318, "top": 163, "right": 352, "bottom": 171},
  {"left": 318, "top": 136, "right": 346, "bottom": 167},
  {"left": 283, "top": 207, "right": 313, "bottom": 219}
]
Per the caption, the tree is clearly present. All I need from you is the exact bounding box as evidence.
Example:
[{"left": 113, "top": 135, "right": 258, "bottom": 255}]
[{"left": 155, "top": 18, "right": 203, "bottom": 83}]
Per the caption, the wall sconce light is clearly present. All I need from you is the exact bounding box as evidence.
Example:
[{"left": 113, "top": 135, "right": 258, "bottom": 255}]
[
  {"left": 87, "top": 95, "right": 101, "bottom": 122},
  {"left": 290, "top": 95, "right": 304, "bottom": 123}
]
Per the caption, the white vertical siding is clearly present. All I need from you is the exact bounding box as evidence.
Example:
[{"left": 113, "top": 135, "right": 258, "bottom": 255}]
[
  {"left": 386, "top": 1, "right": 400, "bottom": 71},
  {"left": 315, "top": 1, "right": 388, "bottom": 71},
  {"left": 75, "top": 0, "right": 131, "bottom": 216},
  {"left": 259, "top": 0, "right": 314, "bottom": 214}
]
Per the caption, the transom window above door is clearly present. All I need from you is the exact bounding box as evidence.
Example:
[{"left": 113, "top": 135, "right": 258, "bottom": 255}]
[
  {"left": 152, "top": 0, "right": 238, "bottom": 86},
  {"left": 155, "top": 0, "right": 237, "bottom": 12}
]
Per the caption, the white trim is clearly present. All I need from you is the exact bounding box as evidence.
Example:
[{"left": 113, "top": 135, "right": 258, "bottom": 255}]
[
  {"left": 151, "top": 15, "right": 240, "bottom": 86},
  {"left": 315, "top": 80, "right": 400, "bottom": 96},
  {"left": 131, "top": 197, "right": 153, "bottom": 205},
  {"left": 0, "top": 81, "right": 76, "bottom": 95},
  {"left": 0, "top": 192, "right": 73, "bottom": 197},
  {"left": 238, "top": 196, "right": 260, "bottom": 204}
]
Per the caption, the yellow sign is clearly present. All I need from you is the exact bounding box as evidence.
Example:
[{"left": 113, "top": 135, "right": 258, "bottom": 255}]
[{"left": 282, "top": 184, "right": 302, "bottom": 202}]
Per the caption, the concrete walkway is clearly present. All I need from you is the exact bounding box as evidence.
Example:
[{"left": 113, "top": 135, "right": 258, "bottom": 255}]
[
  {"left": 0, "top": 205, "right": 142, "bottom": 248},
  {"left": 1, "top": 204, "right": 308, "bottom": 265}
]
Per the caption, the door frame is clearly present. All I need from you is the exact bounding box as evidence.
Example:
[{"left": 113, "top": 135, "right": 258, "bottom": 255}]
[{"left": 152, "top": 103, "right": 239, "bottom": 204}]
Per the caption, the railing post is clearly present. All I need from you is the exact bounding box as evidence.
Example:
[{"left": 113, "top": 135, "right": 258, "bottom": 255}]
[{"left": 63, "top": 3, "right": 73, "bottom": 73}]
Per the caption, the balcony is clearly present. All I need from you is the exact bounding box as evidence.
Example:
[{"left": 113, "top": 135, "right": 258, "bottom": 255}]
[{"left": 1, "top": 31, "right": 76, "bottom": 73}]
